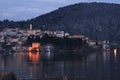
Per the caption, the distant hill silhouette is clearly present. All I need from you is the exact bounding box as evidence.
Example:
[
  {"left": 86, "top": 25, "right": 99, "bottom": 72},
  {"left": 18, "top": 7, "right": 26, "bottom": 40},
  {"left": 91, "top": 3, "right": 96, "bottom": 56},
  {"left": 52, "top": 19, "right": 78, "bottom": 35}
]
[{"left": 1, "top": 2, "right": 120, "bottom": 43}]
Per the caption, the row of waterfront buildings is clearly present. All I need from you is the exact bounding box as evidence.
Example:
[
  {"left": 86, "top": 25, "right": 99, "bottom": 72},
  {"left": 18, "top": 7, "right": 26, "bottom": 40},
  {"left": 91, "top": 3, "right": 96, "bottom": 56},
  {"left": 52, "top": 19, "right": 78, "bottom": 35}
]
[{"left": 0, "top": 24, "right": 110, "bottom": 51}]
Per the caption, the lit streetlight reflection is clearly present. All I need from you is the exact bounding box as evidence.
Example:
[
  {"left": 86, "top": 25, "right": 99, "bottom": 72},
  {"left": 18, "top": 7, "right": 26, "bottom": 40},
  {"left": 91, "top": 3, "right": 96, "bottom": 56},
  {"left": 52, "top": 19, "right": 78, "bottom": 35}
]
[{"left": 114, "top": 48, "right": 117, "bottom": 63}]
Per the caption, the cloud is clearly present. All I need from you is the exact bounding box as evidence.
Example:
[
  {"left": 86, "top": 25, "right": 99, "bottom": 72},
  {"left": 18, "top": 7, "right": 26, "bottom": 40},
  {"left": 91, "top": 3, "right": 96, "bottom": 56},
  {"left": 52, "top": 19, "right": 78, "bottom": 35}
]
[
  {"left": 0, "top": 0, "right": 62, "bottom": 21},
  {"left": 0, "top": 6, "right": 56, "bottom": 21},
  {"left": 0, "top": 0, "right": 120, "bottom": 21},
  {"left": 35, "top": 0, "right": 66, "bottom": 3},
  {"left": 3, "top": 12, "right": 15, "bottom": 17},
  {"left": 1, "top": 12, "right": 15, "bottom": 20}
]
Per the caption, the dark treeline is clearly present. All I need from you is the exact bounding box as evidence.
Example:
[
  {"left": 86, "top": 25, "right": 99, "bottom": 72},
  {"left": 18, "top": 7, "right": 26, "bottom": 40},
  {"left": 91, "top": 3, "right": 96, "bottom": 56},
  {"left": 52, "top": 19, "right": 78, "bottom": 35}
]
[{"left": 25, "top": 34, "right": 86, "bottom": 48}]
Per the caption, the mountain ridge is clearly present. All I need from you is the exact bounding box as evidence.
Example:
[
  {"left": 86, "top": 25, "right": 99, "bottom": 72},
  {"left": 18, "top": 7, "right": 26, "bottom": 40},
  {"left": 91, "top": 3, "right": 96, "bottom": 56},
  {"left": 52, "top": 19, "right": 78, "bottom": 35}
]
[{"left": 1, "top": 2, "right": 120, "bottom": 43}]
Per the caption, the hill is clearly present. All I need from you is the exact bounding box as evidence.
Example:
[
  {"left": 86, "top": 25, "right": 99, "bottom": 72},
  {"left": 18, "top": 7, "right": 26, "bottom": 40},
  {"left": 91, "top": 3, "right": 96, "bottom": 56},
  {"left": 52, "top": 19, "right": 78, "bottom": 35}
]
[{"left": 1, "top": 2, "right": 120, "bottom": 43}]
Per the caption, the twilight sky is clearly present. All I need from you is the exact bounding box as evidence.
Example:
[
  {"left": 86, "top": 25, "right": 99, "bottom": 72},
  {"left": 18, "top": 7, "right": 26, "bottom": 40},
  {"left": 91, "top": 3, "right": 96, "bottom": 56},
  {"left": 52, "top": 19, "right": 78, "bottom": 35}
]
[{"left": 0, "top": 0, "right": 119, "bottom": 21}]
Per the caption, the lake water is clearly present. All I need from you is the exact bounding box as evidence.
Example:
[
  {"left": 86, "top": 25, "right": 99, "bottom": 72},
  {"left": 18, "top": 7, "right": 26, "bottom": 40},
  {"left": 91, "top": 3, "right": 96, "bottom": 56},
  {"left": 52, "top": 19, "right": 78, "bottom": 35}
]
[{"left": 0, "top": 48, "right": 120, "bottom": 80}]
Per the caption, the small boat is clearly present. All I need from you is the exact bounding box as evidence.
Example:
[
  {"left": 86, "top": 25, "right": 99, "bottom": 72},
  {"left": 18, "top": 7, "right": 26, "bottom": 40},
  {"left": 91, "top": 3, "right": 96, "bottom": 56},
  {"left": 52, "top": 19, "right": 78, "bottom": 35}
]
[
  {"left": 40, "top": 44, "right": 55, "bottom": 52},
  {"left": 40, "top": 44, "right": 55, "bottom": 60}
]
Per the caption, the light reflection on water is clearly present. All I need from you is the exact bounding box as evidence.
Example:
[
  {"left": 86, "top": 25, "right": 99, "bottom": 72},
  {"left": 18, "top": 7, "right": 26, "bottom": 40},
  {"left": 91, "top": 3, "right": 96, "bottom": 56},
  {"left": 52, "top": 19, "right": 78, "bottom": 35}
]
[
  {"left": 114, "top": 49, "right": 117, "bottom": 63},
  {"left": 0, "top": 48, "right": 119, "bottom": 80},
  {"left": 28, "top": 52, "right": 40, "bottom": 64}
]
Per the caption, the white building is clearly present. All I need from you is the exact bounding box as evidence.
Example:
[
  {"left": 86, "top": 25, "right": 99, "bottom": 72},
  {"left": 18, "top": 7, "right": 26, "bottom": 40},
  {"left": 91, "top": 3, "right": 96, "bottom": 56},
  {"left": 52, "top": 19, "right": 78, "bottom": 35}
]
[
  {"left": 65, "top": 33, "right": 70, "bottom": 36},
  {"left": 71, "top": 35, "right": 85, "bottom": 39},
  {"left": 87, "top": 40, "right": 97, "bottom": 46},
  {"left": 11, "top": 38, "right": 19, "bottom": 43},
  {"left": 103, "top": 40, "right": 110, "bottom": 50},
  {"left": 54, "top": 31, "right": 65, "bottom": 37},
  {"left": 3, "top": 28, "right": 19, "bottom": 36}
]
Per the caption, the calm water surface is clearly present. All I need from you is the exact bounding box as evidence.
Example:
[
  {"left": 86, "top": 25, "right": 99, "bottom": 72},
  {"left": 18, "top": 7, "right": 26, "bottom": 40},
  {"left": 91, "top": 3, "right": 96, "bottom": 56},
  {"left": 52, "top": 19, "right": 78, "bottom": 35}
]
[{"left": 0, "top": 48, "right": 120, "bottom": 80}]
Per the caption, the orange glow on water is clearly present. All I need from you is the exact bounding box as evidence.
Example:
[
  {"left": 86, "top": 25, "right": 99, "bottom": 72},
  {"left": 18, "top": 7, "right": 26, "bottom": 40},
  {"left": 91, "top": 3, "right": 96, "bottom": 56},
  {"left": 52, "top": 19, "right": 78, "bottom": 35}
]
[
  {"left": 29, "top": 52, "right": 40, "bottom": 64},
  {"left": 19, "top": 51, "right": 24, "bottom": 56}
]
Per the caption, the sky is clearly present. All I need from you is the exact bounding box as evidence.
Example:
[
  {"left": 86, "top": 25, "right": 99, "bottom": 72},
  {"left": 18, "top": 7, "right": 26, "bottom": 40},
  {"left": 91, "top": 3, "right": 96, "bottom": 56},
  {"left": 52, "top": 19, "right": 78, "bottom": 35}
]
[{"left": 0, "top": 0, "right": 119, "bottom": 21}]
